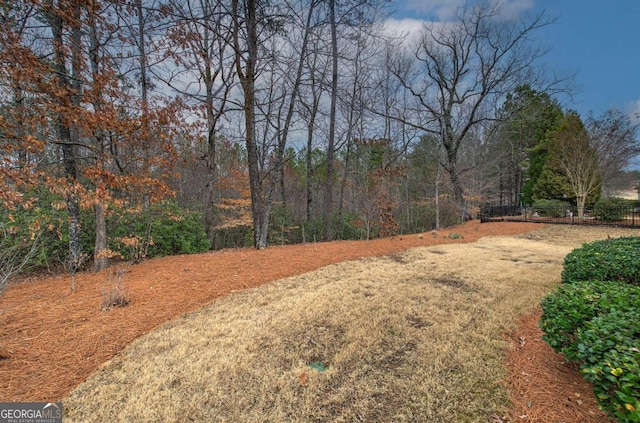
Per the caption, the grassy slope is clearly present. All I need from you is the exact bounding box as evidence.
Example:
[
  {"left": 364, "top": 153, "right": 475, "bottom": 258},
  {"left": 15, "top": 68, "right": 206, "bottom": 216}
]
[{"left": 64, "top": 226, "right": 640, "bottom": 422}]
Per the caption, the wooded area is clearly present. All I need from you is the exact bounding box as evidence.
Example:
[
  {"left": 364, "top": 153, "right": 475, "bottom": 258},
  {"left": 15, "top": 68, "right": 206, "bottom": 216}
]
[{"left": 1, "top": 0, "right": 639, "bottom": 281}]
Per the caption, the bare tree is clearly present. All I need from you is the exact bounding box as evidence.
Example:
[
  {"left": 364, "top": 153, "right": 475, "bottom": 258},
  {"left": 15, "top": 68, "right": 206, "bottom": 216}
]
[
  {"left": 268, "top": 0, "right": 321, "bottom": 212},
  {"left": 551, "top": 113, "right": 600, "bottom": 218},
  {"left": 391, "top": 1, "right": 557, "bottom": 218},
  {"left": 86, "top": 3, "right": 112, "bottom": 272},
  {"left": 587, "top": 109, "right": 640, "bottom": 195},
  {"left": 162, "top": 0, "right": 236, "bottom": 246},
  {"left": 323, "top": 0, "right": 338, "bottom": 240},
  {"left": 322, "top": 0, "right": 390, "bottom": 240},
  {"left": 43, "top": 0, "right": 84, "bottom": 278},
  {"left": 297, "top": 32, "right": 329, "bottom": 224},
  {"left": 232, "top": 0, "right": 269, "bottom": 248}
]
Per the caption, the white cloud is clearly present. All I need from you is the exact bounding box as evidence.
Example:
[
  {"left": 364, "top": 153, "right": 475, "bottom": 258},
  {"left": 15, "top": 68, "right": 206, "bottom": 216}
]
[
  {"left": 403, "top": 0, "right": 534, "bottom": 22},
  {"left": 383, "top": 18, "right": 426, "bottom": 44},
  {"left": 386, "top": 1, "right": 537, "bottom": 48},
  {"left": 491, "top": 0, "right": 535, "bottom": 19}
]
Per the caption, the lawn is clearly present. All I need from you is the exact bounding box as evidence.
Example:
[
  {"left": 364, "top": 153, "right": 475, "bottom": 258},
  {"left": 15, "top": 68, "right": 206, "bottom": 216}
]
[
  {"left": 2, "top": 222, "right": 638, "bottom": 422},
  {"left": 61, "top": 225, "right": 639, "bottom": 422}
]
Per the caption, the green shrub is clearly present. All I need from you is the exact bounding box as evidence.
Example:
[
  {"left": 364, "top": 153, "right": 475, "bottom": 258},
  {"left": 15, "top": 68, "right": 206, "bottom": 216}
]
[
  {"left": 532, "top": 199, "right": 571, "bottom": 217},
  {"left": 300, "top": 212, "right": 366, "bottom": 243},
  {"left": 301, "top": 217, "right": 325, "bottom": 243},
  {"left": 2, "top": 191, "right": 210, "bottom": 274},
  {"left": 109, "top": 201, "right": 210, "bottom": 260},
  {"left": 578, "top": 309, "right": 640, "bottom": 422},
  {"left": 594, "top": 197, "right": 637, "bottom": 222},
  {"left": 211, "top": 225, "right": 252, "bottom": 249},
  {"left": 562, "top": 237, "right": 640, "bottom": 286},
  {"left": 0, "top": 189, "right": 95, "bottom": 271},
  {"left": 539, "top": 280, "right": 639, "bottom": 361},
  {"left": 334, "top": 212, "right": 367, "bottom": 240},
  {"left": 268, "top": 205, "right": 294, "bottom": 245},
  {"left": 540, "top": 281, "right": 640, "bottom": 422}
]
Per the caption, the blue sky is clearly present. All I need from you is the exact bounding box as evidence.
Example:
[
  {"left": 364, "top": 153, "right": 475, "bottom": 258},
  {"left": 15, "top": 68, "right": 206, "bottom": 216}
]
[{"left": 392, "top": 0, "right": 640, "bottom": 121}]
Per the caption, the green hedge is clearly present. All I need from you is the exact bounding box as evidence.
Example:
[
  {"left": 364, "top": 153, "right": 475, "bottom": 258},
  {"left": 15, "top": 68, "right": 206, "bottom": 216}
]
[
  {"left": 579, "top": 309, "right": 640, "bottom": 422},
  {"left": 532, "top": 199, "right": 571, "bottom": 217},
  {"left": 562, "top": 237, "right": 640, "bottom": 286},
  {"left": 593, "top": 197, "right": 637, "bottom": 222},
  {"left": 541, "top": 236, "right": 640, "bottom": 422},
  {"left": 540, "top": 280, "right": 640, "bottom": 361}
]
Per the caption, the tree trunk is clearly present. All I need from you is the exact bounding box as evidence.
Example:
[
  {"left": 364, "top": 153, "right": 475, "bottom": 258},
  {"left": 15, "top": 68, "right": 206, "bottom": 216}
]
[
  {"left": 136, "top": 0, "right": 151, "bottom": 209},
  {"left": 272, "top": 1, "right": 316, "bottom": 212},
  {"left": 435, "top": 164, "right": 441, "bottom": 229},
  {"left": 449, "top": 167, "right": 467, "bottom": 220},
  {"left": 324, "top": 0, "right": 338, "bottom": 241},
  {"left": 203, "top": 132, "right": 218, "bottom": 248},
  {"left": 337, "top": 137, "right": 352, "bottom": 235},
  {"left": 12, "top": 84, "right": 28, "bottom": 168},
  {"left": 88, "top": 13, "right": 109, "bottom": 272},
  {"left": 233, "top": 0, "right": 268, "bottom": 249},
  {"left": 203, "top": 76, "right": 218, "bottom": 247},
  {"left": 94, "top": 202, "right": 108, "bottom": 271},
  {"left": 444, "top": 139, "right": 467, "bottom": 220},
  {"left": 47, "top": 2, "right": 83, "bottom": 281},
  {"left": 337, "top": 57, "right": 362, "bottom": 236},
  {"left": 577, "top": 195, "right": 586, "bottom": 219},
  {"left": 306, "top": 113, "right": 316, "bottom": 223},
  {"left": 304, "top": 66, "right": 321, "bottom": 225}
]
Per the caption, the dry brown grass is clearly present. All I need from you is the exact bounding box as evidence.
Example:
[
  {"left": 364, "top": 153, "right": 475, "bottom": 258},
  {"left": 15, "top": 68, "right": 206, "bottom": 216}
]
[
  {"left": 62, "top": 229, "right": 587, "bottom": 423},
  {"left": 513, "top": 224, "right": 640, "bottom": 246}
]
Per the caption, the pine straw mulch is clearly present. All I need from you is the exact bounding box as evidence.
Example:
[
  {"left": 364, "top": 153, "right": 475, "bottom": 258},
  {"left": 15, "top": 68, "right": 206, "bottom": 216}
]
[
  {"left": 0, "top": 220, "right": 611, "bottom": 422},
  {"left": 507, "top": 309, "right": 614, "bottom": 423}
]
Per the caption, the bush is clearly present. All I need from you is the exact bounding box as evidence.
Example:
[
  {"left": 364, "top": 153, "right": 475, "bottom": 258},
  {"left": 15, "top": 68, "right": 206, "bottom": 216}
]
[
  {"left": 0, "top": 189, "right": 95, "bottom": 272},
  {"left": 109, "top": 201, "right": 210, "bottom": 260},
  {"left": 531, "top": 199, "right": 571, "bottom": 218},
  {"left": 579, "top": 309, "right": 640, "bottom": 422},
  {"left": 335, "top": 212, "right": 367, "bottom": 240},
  {"left": 269, "top": 205, "right": 305, "bottom": 245},
  {"left": 1, "top": 191, "right": 210, "bottom": 277},
  {"left": 539, "top": 280, "right": 639, "bottom": 361},
  {"left": 300, "top": 213, "right": 366, "bottom": 243},
  {"left": 301, "top": 217, "right": 326, "bottom": 243},
  {"left": 594, "top": 197, "right": 637, "bottom": 222},
  {"left": 541, "top": 234, "right": 640, "bottom": 423},
  {"left": 100, "top": 266, "right": 130, "bottom": 310},
  {"left": 562, "top": 237, "right": 640, "bottom": 286},
  {"left": 211, "top": 225, "right": 253, "bottom": 249}
]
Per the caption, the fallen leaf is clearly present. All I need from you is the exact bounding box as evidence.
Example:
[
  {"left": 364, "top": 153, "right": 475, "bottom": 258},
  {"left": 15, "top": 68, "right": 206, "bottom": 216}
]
[
  {"left": 489, "top": 412, "right": 510, "bottom": 422},
  {"left": 298, "top": 371, "right": 308, "bottom": 386}
]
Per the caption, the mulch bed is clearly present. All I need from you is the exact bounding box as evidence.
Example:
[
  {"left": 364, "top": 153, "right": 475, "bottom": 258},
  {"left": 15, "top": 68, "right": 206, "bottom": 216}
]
[
  {"left": 0, "top": 221, "right": 609, "bottom": 422},
  {"left": 507, "top": 309, "right": 613, "bottom": 422}
]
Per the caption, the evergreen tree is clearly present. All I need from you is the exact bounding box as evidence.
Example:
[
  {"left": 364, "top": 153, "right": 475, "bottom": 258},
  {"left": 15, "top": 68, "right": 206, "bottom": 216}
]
[{"left": 494, "top": 85, "right": 564, "bottom": 205}]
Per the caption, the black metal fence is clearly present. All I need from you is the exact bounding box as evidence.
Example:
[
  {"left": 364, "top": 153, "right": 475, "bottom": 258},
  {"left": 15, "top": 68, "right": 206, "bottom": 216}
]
[{"left": 479, "top": 204, "right": 640, "bottom": 228}]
